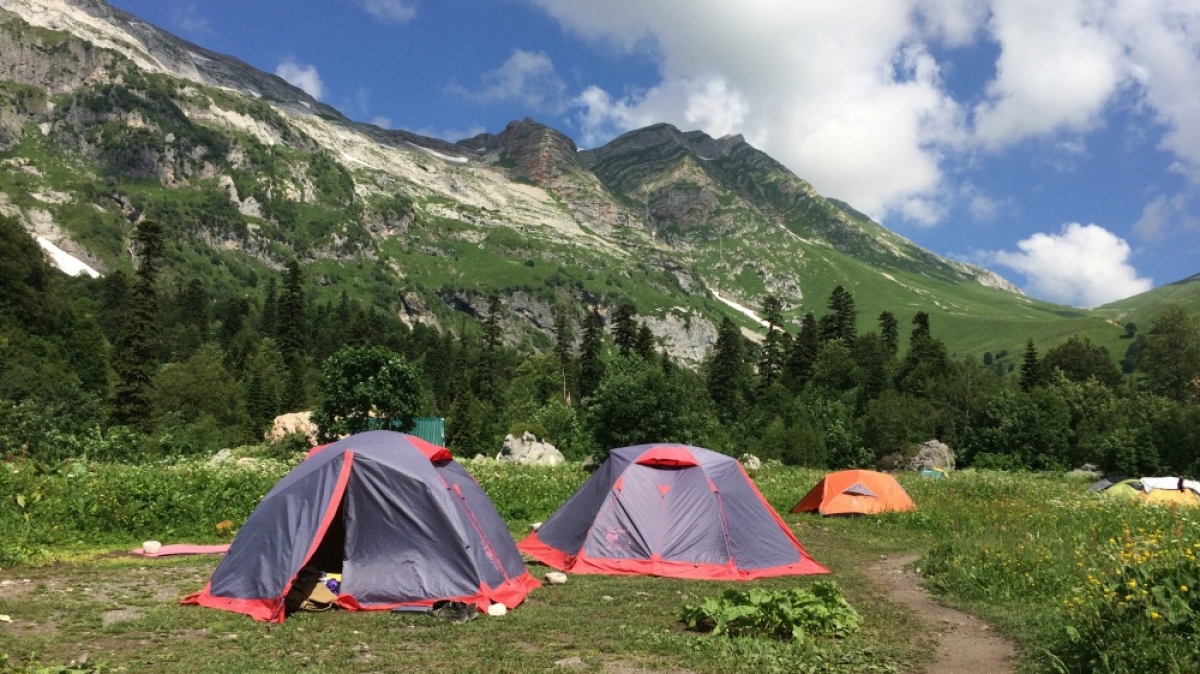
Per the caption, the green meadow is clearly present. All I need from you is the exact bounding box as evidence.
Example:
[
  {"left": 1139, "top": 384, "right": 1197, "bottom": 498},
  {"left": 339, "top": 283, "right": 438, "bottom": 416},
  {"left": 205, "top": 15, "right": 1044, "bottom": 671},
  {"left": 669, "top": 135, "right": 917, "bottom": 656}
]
[{"left": 3, "top": 459, "right": 1197, "bottom": 673}]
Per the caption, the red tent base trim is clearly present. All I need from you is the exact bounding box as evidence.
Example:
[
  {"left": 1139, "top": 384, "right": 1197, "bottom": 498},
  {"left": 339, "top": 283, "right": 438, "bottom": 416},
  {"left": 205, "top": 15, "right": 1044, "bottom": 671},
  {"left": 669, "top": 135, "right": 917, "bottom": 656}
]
[
  {"left": 181, "top": 572, "right": 542, "bottom": 622},
  {"left": 518, "top": 533, "right": 829, "bottom": 580},
  {"left": 181, "top": 582, "right": 284, "bottom": 622}
]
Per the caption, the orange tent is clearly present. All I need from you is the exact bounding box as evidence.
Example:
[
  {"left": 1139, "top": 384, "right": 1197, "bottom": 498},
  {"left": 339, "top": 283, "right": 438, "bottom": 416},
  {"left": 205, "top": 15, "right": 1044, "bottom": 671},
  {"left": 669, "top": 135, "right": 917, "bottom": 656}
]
[{"left": 791, "top": 470, "right": 916, "bottom": 516}]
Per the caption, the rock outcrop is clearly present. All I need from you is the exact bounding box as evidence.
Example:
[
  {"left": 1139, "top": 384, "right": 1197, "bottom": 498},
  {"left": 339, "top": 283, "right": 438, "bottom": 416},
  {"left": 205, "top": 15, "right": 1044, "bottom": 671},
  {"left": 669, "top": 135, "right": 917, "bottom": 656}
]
[{"left": 499, "top": 431, "right": 565, "bottom": 466}]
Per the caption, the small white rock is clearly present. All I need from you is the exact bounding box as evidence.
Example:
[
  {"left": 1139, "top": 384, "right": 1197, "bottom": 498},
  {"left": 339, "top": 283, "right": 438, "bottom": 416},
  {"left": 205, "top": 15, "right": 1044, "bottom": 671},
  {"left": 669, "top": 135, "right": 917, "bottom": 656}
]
[
  {"left": 142, "top": 541, "right": 162, "bottom": 555},
  {"left": 0, "top": 615, "right": 11, "bottom": 622},
  {"left": 545, "top": 572, "right": 568, "bottom": 585},
  {"left": 601, "top": 595, "right": 614, "bottom": 602},
  {"left": 486, "top": 603, "right": 507, "bottom": 616},
  {"left": 531, "top": 521, "right": 543, "bottom": 531}
]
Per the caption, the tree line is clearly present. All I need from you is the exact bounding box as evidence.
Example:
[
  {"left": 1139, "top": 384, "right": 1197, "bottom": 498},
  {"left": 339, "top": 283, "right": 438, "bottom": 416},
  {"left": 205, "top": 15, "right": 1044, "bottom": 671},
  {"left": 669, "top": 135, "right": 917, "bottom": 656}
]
[{"left": 2, "top": 213, "right": 1198, "bottom": 474}]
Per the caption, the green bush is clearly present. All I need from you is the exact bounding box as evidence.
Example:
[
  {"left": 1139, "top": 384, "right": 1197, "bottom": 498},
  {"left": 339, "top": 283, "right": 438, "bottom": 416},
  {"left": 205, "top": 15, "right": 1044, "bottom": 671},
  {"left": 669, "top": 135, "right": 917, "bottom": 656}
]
[{"left": 681, "top": 582, "right": 862, "bottom": 641}]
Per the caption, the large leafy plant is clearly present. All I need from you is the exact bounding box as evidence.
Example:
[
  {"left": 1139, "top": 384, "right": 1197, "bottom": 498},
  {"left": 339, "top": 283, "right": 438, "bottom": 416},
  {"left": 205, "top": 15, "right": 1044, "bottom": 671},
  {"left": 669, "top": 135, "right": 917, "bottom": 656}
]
[{"left": 681, "top": 582, "right": 861, "bottom": 641}]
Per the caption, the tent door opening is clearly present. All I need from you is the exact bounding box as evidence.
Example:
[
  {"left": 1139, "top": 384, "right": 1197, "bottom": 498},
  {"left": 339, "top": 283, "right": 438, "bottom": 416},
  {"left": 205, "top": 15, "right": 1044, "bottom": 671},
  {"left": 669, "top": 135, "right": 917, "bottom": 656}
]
[{"left": 306, "top": 494, "right": 346, "bottom": 574}]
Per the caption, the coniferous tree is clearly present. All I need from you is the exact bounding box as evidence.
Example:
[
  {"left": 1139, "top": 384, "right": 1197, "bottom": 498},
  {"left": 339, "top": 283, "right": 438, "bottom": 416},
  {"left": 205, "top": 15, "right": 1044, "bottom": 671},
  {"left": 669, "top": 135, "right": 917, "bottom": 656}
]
[
  {"left": 894, "top": 311, "right": 950, "bottom": 398},
  {"left": 757, "top": 295, "right": 785, "bottom": 390},
  {"left": 179, "top": 279, "right": 210, "bottom": 342},
  {"left": 708, "top": 317, "right": 751, "bottom": 424},
  {"left": 611, "top": 302, "right": 638, "bottom": 357},
  {"left": 634, "top": 322, "right": 656, "bottom": 360},
  {"left": 578, "top": 310, "right": 605, "bottom": 400},
  {"left": 827, "top": 285, "right": 858, "bottom": 345},
  {"left": 476, "top": 294, "right": 503, "bottom": 403},
  {"left": 260, "top": 277, "right": 278, "bottom": 337},
  {"left": 277, "top": 261, "right": 308, "bottom": 410},
  {"left": 1020, "top": 338, "right": 1042, "bottom": 392},
  {"left": 879, "top": 311, "right": 899, "bottom": 355},
  {"left": 447, "top": 328, "right": 481, "bottom": 454},
  {"left": 99, "top": 270, "right": 129, "bottom": 344},
  {"left": 784, "top": 312, "right": 819, "bottom": 392},
  {"left": 112, "top": 219, "right": 164, "bottom": 429},
  {"left": 553, "top": 303, "right": 576, "bottom": 403}
]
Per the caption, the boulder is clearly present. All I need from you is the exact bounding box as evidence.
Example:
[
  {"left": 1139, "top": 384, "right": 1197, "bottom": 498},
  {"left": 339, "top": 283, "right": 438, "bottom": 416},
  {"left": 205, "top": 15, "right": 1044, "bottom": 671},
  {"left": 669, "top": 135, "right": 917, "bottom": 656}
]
[
  {"left": 905, "top": 440, "right": 955, "bottom": 473},
  {"left": 268, "top": 411, "right": 319, "bottom": 446},
  {"left": 740, "top": 453, "right": 762, "bottom": 470},
  {"left": 499, "top": 431, "right": 565, "bottom": 466},
  {"left": 208, "top": 448, "right": 234, "bottom": 466}
]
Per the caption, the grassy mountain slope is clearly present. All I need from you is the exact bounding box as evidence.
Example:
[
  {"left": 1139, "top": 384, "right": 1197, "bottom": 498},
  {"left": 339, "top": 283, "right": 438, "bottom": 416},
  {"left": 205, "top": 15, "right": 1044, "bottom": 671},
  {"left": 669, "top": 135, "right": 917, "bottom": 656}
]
[{"left": 0, "top": 0, "right": 1191, "bottom": 367}]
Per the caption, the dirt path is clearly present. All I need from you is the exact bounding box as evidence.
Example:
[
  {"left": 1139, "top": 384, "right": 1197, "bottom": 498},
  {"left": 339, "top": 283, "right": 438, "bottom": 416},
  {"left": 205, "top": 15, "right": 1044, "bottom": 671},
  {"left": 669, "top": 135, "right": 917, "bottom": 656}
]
[{"left": 870, "top": 554, "right": 1017, "bottom": 674}]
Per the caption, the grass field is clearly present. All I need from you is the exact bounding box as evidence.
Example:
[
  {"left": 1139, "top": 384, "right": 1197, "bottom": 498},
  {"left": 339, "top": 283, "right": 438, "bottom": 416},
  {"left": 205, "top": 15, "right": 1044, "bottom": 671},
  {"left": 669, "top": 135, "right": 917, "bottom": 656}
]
[{"left": 2, "top": 460, "right": 1198, "bottom": 673}]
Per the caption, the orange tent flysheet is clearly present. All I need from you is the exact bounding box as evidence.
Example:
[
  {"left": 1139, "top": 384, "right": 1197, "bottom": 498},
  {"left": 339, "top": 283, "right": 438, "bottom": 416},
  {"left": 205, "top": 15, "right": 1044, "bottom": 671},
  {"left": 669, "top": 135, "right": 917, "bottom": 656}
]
[{"left": 791, "top": 469, "right": 916, "bottom": 516}]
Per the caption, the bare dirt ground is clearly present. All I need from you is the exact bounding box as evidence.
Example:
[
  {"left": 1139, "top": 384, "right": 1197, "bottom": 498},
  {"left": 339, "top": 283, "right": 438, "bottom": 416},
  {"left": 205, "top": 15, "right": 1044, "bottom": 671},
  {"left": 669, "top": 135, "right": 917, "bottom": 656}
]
[{"left": 870, "top": 554, "right": 1017, "bottom": 674}]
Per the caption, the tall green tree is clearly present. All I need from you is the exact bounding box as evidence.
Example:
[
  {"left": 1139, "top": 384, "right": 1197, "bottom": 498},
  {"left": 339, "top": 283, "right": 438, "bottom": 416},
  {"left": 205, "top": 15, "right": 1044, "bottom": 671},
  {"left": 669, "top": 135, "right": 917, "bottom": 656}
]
[
  {"left": 588, "top": 357, "right": 716, "bottom": 455},
  {"left": 276, "top": 261, "right": 308, "bottom": 410},
  {"left": 757, "top": 295, "right": 785, "bottom": 390},
  {"left": 894, "top": 312, "right": 950, "bottom": 398},
  {"left": 1138, "top": 306, "right": 1200, "bottom": 403},
  {"left": 784, "top": 311, "right": 819, "bottom": 392},
  {"left": 111, "top": 219, "right": 164, "bottom": 429},
  {"left": 552, "top": 303, "right": 576, "bottom": 404},
  {"left": 1019, "top": 338, "right": 1042, "bottom": 392},
  {"left": 634, "top": 322, "right": 656, "bottom": 360},
  {"left": 311, "top": 346, "right": 422, "bottom": 442},
  {"left": 707, "top": 317, "right": 752, "bottom": 424},
  {"left": 826, "top": 285, "right": 858, "bottom": 345},
  {"left": 611, "top": 302, "right": 638, "bottom": 357},
  {"left": 879, "top": 311, "right": 899, "bottom": 355},
  {"left": 578, "top": 310, "right": 605, "bottom": 399},
  {"left": 475, "top": 294, "right": 503, "bottom": 402}
]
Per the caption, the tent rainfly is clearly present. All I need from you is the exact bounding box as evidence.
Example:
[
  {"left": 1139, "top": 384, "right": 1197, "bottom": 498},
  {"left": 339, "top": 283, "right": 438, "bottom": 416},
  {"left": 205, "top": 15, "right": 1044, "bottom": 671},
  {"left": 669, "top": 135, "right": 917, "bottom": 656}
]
[
  {"left": 183, "top": 431, "right": 539, "bottom": 622},
  {"left": 518, "top": 444, "right": 828, "bottom": 580},
  {"left": 791, "top": 470, "right": 917, "bottom": 516}
]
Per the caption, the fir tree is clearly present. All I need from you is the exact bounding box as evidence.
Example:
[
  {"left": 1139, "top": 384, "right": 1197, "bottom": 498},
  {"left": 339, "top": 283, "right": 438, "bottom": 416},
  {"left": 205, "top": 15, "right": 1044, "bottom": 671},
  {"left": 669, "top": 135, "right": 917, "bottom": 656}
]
[
  {"left": 111, "top": 219, "right": 164, "bottom": 429},
  {"left": 553, "top": 303, "right": 576, "bottom": 403},
  {"left": 708, "top": 317, "right": 751, "bottom": 423},
  {"left": 277, "top": 261, "right": 308, "bottom": 410},
  {"left": 634, "top": 322, "right": 656, "bottom": 360},
  {"left": 879, "top": 311, "right": 899, "bottom": 355},
  {"left": 827, "top": 285, "right": 858, "bottom": 344},
  {"left": 447, "top": 328, "right": 480, "bottom": 454},
  {"left": 784, "top": 312, "right": 819, "bottom": 392},
  {"left": 1020, "top": 338, "right": 1041, "bottom": 392},
  {"left": 578, "top": 310, "right": 605, "bottom": 400},
  {"left": 757, "top": 295, "right": 784, "bottom": 390},
  {"left": 611, "top": 302, "right": 638, "bottom": 357},
  {"left": 475, "top": 294, "right": 503, "bottom": 402},
  {"left": 260, "top": 277, "right": 278, "bottom": 337}
]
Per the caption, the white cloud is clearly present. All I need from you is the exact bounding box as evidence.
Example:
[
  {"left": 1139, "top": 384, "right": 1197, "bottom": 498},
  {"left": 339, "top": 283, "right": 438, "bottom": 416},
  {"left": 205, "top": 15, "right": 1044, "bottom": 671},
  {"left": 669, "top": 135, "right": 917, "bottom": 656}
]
[
  {"left": 982, "top": 223, "right": 1152, "bottom": 307},
  {"left": 447, "top": 50, "right": 568, "bottom": 114},
  {"left": 370, "top": 116, "right": 392, "bottom": 129},
  {"left": 1134, "top": 192, "right": 1200, "bottom": 243},
  {"left": 358, "top": 0, "right": 417, "bottom": 22},
  {"left": 407, "top": 124, "right": 489, "bottom": 143},
  {"left": 972, "top": 0, "right": 1124, "bottom": 147},
  {"left": 275, "top": 60, "right": 324, "bottom": 100},
  {"left": 527, "top": 0, "right": 1200, "bottom": 223},
  {"left": 170, "top": 2, "right": 211, "bottom": 35}
]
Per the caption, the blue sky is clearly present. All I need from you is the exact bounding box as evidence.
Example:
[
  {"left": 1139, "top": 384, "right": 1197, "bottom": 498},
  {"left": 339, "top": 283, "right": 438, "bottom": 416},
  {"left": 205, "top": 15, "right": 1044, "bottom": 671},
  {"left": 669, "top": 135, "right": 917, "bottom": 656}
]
[{"left": 109, "top": 0, "right": 1200, "bottom": 307}]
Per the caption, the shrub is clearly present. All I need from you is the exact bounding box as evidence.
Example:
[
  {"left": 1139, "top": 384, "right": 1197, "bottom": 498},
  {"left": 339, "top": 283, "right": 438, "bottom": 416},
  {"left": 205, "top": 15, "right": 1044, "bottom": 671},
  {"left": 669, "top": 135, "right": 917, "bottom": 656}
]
[{"left": 681, "top": 582, "right": 862, "bottom": 641}]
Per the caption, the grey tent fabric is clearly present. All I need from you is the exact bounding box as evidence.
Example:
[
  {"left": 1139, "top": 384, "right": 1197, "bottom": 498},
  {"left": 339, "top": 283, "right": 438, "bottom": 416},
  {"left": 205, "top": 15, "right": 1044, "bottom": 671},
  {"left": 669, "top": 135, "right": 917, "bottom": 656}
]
[
  {"left": 183, "top": 431, "right": 539, "bottom": 622},
  {"left": 519, "top": 444, "right": 829, "bottom": 579},
  {"left": 843, "top": 483, "right": 877, "bottom": 498}
]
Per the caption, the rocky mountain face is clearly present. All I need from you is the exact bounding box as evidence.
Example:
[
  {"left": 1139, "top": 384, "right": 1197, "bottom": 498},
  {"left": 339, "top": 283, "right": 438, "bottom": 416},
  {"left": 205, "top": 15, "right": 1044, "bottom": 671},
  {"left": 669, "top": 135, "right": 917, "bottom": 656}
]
[{"left": 0, "top": 0, "right": 1055, "bottom": 364}]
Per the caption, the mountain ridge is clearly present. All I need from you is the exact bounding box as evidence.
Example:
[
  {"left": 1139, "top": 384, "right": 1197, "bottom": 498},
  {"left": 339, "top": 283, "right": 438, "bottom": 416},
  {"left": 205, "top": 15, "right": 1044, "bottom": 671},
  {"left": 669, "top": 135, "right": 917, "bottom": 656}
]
[{"left": 1, "top": 0, "right": 1186, "bottom": 366}]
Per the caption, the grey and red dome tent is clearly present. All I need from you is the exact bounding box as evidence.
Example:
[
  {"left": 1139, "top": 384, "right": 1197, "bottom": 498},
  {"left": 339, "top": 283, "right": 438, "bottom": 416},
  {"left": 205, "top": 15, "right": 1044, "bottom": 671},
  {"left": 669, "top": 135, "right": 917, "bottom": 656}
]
[
  {"left": 183, "top": 431, "right": 539, "bottom": 622},
  {"left": 518, "top": 444, "right": 828, "bottom": 580}
]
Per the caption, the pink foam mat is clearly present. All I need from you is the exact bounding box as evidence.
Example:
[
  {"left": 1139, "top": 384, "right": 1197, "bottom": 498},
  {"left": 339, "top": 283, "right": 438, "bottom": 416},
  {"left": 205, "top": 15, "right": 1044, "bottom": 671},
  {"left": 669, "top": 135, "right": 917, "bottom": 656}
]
[{"left": 129, "top": 544, "right": 231, "bottom": 557}]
